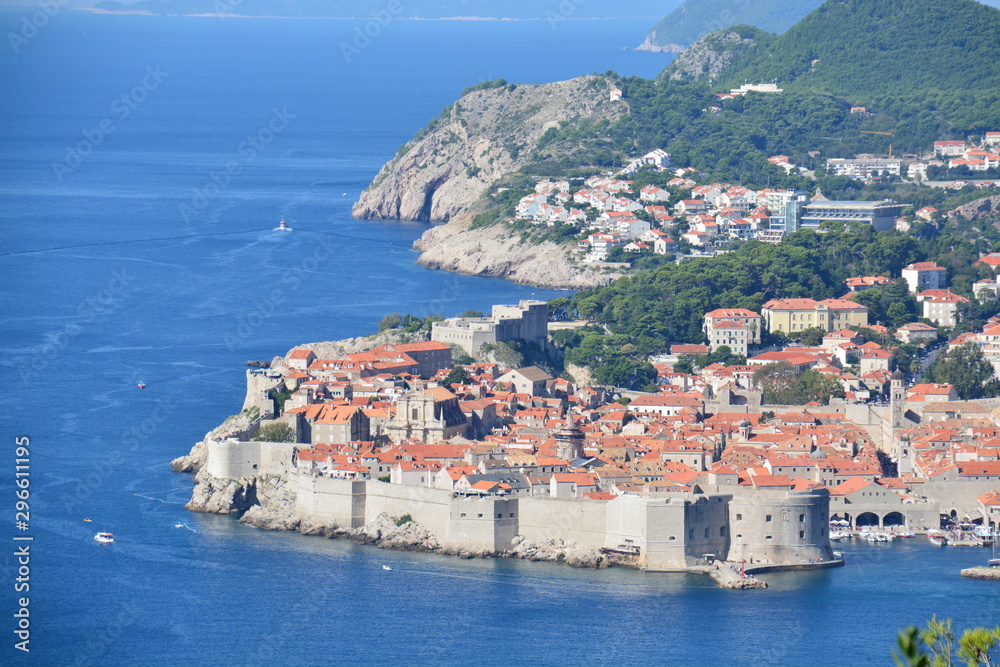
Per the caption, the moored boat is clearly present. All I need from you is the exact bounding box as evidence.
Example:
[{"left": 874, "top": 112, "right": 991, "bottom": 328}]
[{"left": 927, "top": 531, "right": 947, "bottom": 546}]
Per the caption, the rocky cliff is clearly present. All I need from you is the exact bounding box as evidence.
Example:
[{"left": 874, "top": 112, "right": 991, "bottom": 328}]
[
  {"left": 412, "top": 220, "right": 621, "bottom": 290},
  {"left": 948, "top": 195, "right": 1000, "bottom": 223},
  {"left": 636, "top": 32, "right": 687, "bottom": 53},
  {"left": 662, "top": 27, "right": 768, "bottom": 82},
  {"left": 171, "top": 409, "right": 261, "bottom": 473},
  {"left": 353, "top": 76, "right": 626, "bottom": 223},
  {"left": 352, "top": 76, "right": 629, "bottom": 289}
]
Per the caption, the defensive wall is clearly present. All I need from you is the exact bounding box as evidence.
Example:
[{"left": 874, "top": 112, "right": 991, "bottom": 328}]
[{"left": 206, "top": 439, "right": 833, "bottom": 568}]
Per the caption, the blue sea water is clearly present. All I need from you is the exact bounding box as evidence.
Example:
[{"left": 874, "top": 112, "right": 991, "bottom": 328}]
[{"left": 0, "top": 10, "right": 997, "bottom": 666}]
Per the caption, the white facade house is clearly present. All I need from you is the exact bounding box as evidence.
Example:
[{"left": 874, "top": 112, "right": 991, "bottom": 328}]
[
  {"left": 901, "top": 262, "right": 948, "bottom": 294},
  {"left": 703, "top": 308, "right": 762, "bottom": 356}
]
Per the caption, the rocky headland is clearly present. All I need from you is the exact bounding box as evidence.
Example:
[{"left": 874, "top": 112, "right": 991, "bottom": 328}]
[
  {"left": 412, "top": 219, "right": 620, "bottom": 290},
  {"left": 352, "top": 75, "right": 627, "bottom": 289},
  {"left": 662, "top": 28, "right": 765, "bottom": 82},
  {"left": 636, "top": 33, "right": 687, "bottom": 53}
]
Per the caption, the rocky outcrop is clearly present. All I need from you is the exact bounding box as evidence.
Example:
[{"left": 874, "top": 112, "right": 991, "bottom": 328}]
[
  {"left": 711, "top": 564, "right": 768, "bottom": 589},
  {"left": 636, "top": 33, "right": 687, "bottom": 53},
  {"left": 184, "top": 469, "right": 258, "bottom": 514},
  {"left": 961, "top": 566, "right": 1000, "bottom": 581},
  {"left": 352, "top": 76, "right": 626, "bottom": 223},
  {"left": 170, "top": 440, "right": 208, "bottom": 473},
  {"left": 949, "top": 195, "right": 1000, "bottom": 222},
  {"left": 237, "top": 475, "right": 299, "bottom": 530},
  {"left": 413, "top": 220, "right": 621, "bottom": 290},
  {"left": 171, "top": 409, "right": 261, "bottom": 473},
  {"left": 283, "top": 329, "right": 431, "bottom": 365},
  {"left": 354, "top": 513, "right": 442, "bottom": 553},
  {"left": 664, "top": 29, "right": 762, "bottom": 82},
  {"left": 509, "top": 535, "right": 609, "bottom": 568}
]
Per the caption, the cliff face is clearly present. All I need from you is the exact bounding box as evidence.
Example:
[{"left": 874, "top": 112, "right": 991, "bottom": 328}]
[
  {"left": 662, "top": 28, "right": 768, "bottom": 82},
  {"left": 412, "top": 220, "right": 621, "bottom": 290},
  {"left": 949, "top": 195, "right": 1000, "bottom": 223},
  {"left": 352, "top": 76, "right": 627, "bottom": 223},
  {"left": 636, "top": 32, "right": 687, "bottom": 53}
]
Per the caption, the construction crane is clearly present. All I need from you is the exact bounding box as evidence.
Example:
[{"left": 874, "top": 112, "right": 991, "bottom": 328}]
[{"left": 860, "top": 130, "right": 895, "bottom": 159}]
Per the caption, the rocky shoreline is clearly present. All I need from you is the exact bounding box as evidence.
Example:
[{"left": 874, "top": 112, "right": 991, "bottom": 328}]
[
  {"left": 412, "top": 219, "right": 620, "bottom": 290},
  {"left": 960, "top": 566, "right": 1000, "bottom": 581},
  {"left": 184, "top": 469, "right": 612, "bottom": 567}
]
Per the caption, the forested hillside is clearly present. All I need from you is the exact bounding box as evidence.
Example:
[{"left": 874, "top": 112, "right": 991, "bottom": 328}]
[
  {"left": 526, "top": 72, "right": 1000, "bottom": 186},
  {"left": 641, "top": 0, "right": 823, "bottom": 49},
  {"left": 716, "top": 0, "right": 1000, "bottom": 97},
  {"left": 552, "top": 216, "right": 1000, "bottom": 388}
]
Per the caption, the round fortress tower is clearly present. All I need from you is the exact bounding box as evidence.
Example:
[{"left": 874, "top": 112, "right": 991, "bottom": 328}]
[{"left": 727, "top": 488, "right": 833, "bottom": 565}]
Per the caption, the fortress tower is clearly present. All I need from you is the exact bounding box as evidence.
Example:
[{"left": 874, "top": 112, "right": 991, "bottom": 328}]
[
  {"left": 554, "top": 411, "right": 584, "bottom": 462},
  {"left": 890, "top": 369, "right": 905, "bottom": 429}
]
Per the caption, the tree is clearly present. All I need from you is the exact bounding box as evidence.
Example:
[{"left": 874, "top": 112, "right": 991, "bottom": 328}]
[
  {"left": 378, "top": 312, "right": 402, "bottom": 332},
  {"left": 893, "top": 616, "right": 1000, "bottom": 667},
  {"left": 253, "top": 422, "right": 296, "bottom": 443},
  {"left": 927, "top": 343, "right": 1000, "bottom": 399},
  {"left": 442, "top": 366, "right": 469, "bottom": 388},
  {"left": 673, "top": 355, "right": 695, "bottom": 374},
  {"left": 550, "top": 329, "right": 582, "bottom": 349},
  {"left": 753, "top": 361, "right": 845, "bottom": 405},
  {"left": 753, "top": 361, "right": 800, "bottom": 402},
  {"left": 797, "top": 327, "right": 826, "bottom": 346}
]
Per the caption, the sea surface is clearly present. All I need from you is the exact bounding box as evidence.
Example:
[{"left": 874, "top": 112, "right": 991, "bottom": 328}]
[{"left": 0, "top": 10, "right": 997, "bottom": 666}]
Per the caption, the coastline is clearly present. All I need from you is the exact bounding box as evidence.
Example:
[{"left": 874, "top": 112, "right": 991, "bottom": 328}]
[{"left": 412, "top": 219, "right": 620, "bottom": 290}]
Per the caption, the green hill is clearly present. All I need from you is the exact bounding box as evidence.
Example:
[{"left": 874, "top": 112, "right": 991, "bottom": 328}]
[
  {"left": 641, "top": 0, "right": 824, "bottom": 50},
  {"left": 718, "top": 0, "right": 1000, "bottom": 96}
]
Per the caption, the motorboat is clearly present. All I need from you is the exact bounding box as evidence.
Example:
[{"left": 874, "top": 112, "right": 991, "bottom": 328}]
[
  {"left": 94, "top": 532, "right": 114, "bottom": 544},
  {"left": 275, "top": 219, "right": 292, "bottom": 231},
  {"left": 927, "top": 531, "right": 947, "bottom": 546},
  {"left": 382, "top": 565, "right": 392, "bottom": 571}
]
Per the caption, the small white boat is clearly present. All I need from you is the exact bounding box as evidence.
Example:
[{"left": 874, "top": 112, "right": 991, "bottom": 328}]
[
  {"left": 94, "top": 532, "right": 114, "bottom": 544},
  {"left": 275, "top": 219, "right": 292, "bottom": 231},
  {"left": 382, "top": 565, "right": 392, "bottom": 571},
  {"left": 928, "top": 531, "right": 947, "bottom": 546},
  {"left": 897, "top": 530, "right": 915, "bottom": 538}
]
